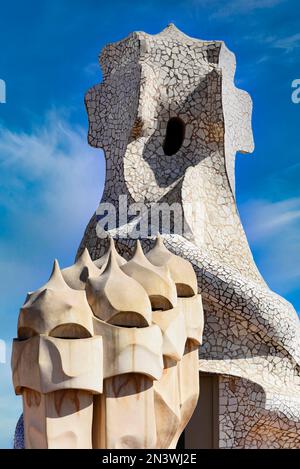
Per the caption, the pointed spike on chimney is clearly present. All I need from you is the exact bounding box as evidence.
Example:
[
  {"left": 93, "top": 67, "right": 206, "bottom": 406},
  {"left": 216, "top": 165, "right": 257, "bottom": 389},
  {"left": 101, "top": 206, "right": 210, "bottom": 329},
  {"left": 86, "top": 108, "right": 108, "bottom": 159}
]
[
  {"left": 79, "top": 247, "right": 91, "bottom": 262},
  {"left": 103, "top": 246, "right": 120, "bottom": 273},
  {"left": 48, "top": 259, "right": 71, "bottom": 289},
  {"left": 134, "top": 239, "right": 144, "bottom": 256},
  {"left": 156, "top": 232, "right": 163, "bottom": 246}
]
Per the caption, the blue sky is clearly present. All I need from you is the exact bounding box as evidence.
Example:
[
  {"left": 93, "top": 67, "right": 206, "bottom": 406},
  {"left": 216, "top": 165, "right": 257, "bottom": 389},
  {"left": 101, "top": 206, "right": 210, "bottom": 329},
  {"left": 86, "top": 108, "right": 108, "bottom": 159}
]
[{"left": 0, "top": 0, "right": 299, "bottom": 448}]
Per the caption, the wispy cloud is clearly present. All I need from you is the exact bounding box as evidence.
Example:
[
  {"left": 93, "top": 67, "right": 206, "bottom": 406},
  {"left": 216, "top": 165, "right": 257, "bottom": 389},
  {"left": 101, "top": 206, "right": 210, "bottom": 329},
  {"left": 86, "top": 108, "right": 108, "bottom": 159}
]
[
  {"left": 271, "top": 33, "right": 300, "bottom": 51},
  {"left": 84, "top": 61, "right": 100, "bottom": 77},
  {"left": 240, "top": 31, "right": 300, "bottom": 55},
  {"left": 209, "top": 0, "right": 284, "bottom": 18},
  {"left": 241, "top": 197, "right": 300, "bottom": 293},
  {"left": 0, "top": 109, "right": 102, "bottom": 250},
  {"left": 243, "top": 198, "right": 300, "bottom": 240}
]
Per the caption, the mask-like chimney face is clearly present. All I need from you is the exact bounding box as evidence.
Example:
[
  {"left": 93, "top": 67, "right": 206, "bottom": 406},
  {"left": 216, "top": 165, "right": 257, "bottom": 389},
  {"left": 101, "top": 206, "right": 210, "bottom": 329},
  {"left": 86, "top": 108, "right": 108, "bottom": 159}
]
[{"left": 85, "top": 24, "right": 254, "bottom": 200}]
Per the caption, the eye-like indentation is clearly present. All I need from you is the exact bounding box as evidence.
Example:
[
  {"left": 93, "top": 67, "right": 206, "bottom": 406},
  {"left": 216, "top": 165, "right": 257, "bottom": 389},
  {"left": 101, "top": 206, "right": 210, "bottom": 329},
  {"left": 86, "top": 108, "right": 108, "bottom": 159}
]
[
  {"left": 18, "top": 327, "right": 38, "bottom": 340},
  {"left": 163, "top": 117, "right": 185, "bottom": 156},
  {"left": 49, "top": 324, "right": 92, "bottom": 339}
]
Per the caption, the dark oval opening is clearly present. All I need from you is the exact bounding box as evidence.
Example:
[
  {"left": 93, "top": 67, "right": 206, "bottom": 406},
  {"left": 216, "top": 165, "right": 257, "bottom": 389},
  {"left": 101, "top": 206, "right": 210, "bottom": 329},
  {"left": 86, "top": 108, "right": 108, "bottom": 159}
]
[{"left": 163, "top": 117, "right": 185, "bottom": 156}]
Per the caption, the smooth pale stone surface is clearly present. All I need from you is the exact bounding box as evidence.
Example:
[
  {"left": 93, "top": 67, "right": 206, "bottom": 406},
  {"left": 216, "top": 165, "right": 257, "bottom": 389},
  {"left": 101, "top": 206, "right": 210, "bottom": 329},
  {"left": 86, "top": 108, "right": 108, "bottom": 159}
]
[
  {"left": 177, "top": 295, "right": 204, "bottom": 344},
  {"left": 93, "top": 317, "right": 163, "bottom": 380},
  {"left": 146, "top": 235, "right": 198, "bottom": 297},
  {"left": 121, "top": 240, "right": 177, "bottom": 310},
  {"left": 152, "top": 307, "right": 186, "bottom": 361},
  {"left": 152, "top": 295, "right": 203, "bottom": 362},
  {"left": 18, "top": 260, "right": 94, "bottom": 339},
  {"left": 22, "top": 389, "right": 47, "bottom": 449},
  {"left": 62, "top": 248, "right": 101, "bottom": 290},
  {"left": 23, "top": 389, "right": 93, "bottom": 449},
  {"left": 13, "top": 230, "right": 203, "bottom": 449},
  {"left": 87, "top": 249, "right": 152, "bottom": 327},
  {"left": 93, "top": 374, "right": 157, "bottom": 449},
  {"left": 12, "top": 335, "right": 103, "bottom": 395},
  {"left": 169, "top": 339, "right": 200, "bottom": 448},
  {"left": 154, "top": 357, "right": 181, "bottom": 448}
]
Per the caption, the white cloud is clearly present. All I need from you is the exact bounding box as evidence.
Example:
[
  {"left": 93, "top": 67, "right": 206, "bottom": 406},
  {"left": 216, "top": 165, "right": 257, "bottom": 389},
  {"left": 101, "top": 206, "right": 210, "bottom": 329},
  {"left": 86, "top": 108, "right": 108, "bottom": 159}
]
[
  {"left": 240, "top": 31, "right": 300, "bottom": 54},
  {"left": 84, "top": 61, "right": 101, "bottom": 77},
  {"left": 240, "top": 197, "right": 300, "bottom": 292},
  {"left": 242, "top": 198, "right": 300, "bottom": 240},
  {"left": 0, "top": 110, "right": 103, "bottom": 254},
  {"left": 209, "top": 0, "right": 284, "bottom": 18},
  {"left": 271, "top": 33, "right": 300, "bottom": 51}
]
